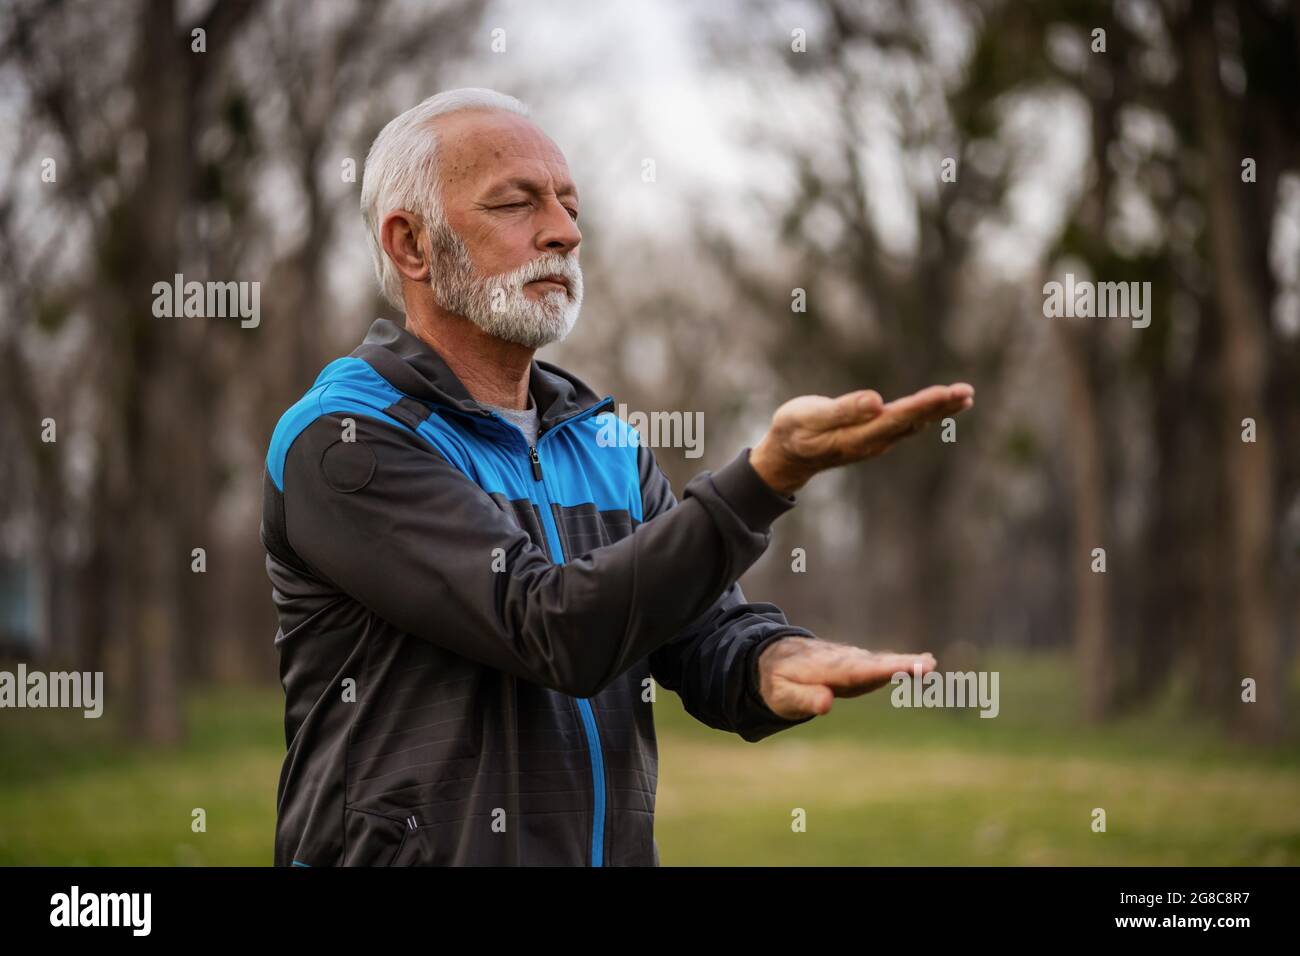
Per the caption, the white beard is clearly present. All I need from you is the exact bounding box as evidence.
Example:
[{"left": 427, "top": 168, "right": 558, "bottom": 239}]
[{"left": 430, "top": 225, "right": 583, "bottom": 349}]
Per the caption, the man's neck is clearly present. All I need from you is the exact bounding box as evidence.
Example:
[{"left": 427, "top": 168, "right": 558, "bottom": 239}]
[{"left": 404, "top": 308, "right": 534, "bottom": 410}]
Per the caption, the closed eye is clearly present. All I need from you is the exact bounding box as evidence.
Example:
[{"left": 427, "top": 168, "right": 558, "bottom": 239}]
[{"left": 491, "top": 200, "right": 577, "bottom": 221}]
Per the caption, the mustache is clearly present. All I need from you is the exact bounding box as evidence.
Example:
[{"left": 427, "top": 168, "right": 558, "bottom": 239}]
[{"left": 499, "top": 253, "right": 582, "bottom": 292}]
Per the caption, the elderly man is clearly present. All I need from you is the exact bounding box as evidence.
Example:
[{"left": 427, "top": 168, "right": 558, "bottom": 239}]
[{"left": 262, "top": 88, "right": 973, "bottom": 867}]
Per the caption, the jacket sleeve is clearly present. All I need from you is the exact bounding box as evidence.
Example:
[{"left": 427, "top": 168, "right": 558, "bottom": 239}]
[
  {"left": 640, "top": 443, "right": 818, "bottom": 742},
  {"left": 276, "top": 412, "right": 794, "bottom": 700}
]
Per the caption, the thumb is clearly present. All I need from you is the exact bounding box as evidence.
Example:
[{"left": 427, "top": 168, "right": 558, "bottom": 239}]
[
  {"left": 822, "top": 389, "right": 883, "bottom": 430},
  {"left": 776, "top": 681, "right": 835, "bottom": 719}
]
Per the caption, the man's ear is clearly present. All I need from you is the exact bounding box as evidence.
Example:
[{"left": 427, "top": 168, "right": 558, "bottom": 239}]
[{"left": 380, "top": 210, "right": 429, "bottom": 283}]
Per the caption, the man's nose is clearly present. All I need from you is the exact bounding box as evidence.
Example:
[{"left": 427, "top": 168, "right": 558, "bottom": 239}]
[{"left": 535, "top": 197, "right": 581, "bottom": 255}]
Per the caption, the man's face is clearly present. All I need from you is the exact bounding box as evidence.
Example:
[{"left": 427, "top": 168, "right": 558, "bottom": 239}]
[{"left": 427, "top": 110, "right": 583, "bottom": 349}]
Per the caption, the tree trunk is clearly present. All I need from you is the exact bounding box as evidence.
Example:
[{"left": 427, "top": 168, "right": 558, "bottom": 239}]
[
  {"left": 1184, "top": 5, "right": 1284, "bottom": 739},
  {"left": 1059, "top": 326, "right": 1112, "bottom": 720}
]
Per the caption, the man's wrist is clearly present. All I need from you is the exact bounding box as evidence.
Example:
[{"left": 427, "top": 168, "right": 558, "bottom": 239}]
[
  {"left": 745, "top": 633, "right": 796, "bottom": 720},
  {"left": 748, "top": 438, "right": 806, "bottom": 497},
  {"left": 736, "top": 632, "right": 819, "bottom": 742},
  {"left": 706, "top": 448, "right": 799, "bottom": 532}
]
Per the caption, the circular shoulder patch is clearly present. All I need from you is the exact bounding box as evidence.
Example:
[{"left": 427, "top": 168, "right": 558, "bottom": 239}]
[{"left": 320, "top": 439, "right": 377, "bottom": 493}]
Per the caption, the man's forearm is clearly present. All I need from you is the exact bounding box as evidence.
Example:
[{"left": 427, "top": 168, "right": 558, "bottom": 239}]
[
  {"left": 648, "top": 592, "right": 817, "bottom": 743},
  {"left": 280, "top": 416, "right": 797, "bottom": 698}
]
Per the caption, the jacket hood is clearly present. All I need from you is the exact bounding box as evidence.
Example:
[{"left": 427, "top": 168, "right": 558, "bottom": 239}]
[{"left": 351, "top": 317, "right": 609, "bottom": 433}]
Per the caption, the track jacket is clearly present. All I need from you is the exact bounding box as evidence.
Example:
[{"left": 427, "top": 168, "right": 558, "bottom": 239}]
[{"left": 262, "top": 317, "right": 815, "bottom": 866}]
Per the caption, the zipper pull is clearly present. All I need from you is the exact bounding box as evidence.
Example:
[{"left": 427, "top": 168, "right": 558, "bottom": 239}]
[{"left": 529, "top": 445, "right": 543, "bottom": 481}]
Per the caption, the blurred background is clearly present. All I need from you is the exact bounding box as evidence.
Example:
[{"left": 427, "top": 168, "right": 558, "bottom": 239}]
[{"left": 1, "top": 0, "right": 1298, "bottom": 865}]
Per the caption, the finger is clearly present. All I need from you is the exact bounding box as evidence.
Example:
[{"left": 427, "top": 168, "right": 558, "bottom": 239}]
[
  {"left": 773, "top": 640, "right": 864, "bottom": 681},
  {"left": 807, "top": 389, "right": 884, "bottom": 431},
  {"left": 784, "top": 649, "right": 935, "bottom": 689},
  {"left": 886, "top": 384, "right": 975, "bottom": 420},
  {"left": 845, "top": 389, "right": 972, "bottom": 450},
  {"left": 898, "top": 396, "right": 968, "bottom": 431},
  {"left": 848, "top": 652, "right": 934, "bottom": 683},
  {"left": 825, "top": 384, "right": 967, "bottom": 451},
  {"left": 830, "top": 655, "right": 936, "bottom": 697},
  {"left": 887, "top": 652, "right": 937, "bottom": 674},
  {"left": 836, "top": 402, "right": 946, "bottom": 450},
  {"left": 932, "top": 390, "right": 975, "bottom": 418},
  {"left": 870, "top": 390, "right": 961, "bottom": 433},
  {"left": 888, "top": 392, "right": 969, "bottom": 427},
  {"left": 881, "top": 385, "right": 955, "bottom": 418}
]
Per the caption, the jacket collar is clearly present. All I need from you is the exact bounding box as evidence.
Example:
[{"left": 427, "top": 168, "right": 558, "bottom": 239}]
[{"left": 351, "top": 317, "right": 609, "bottom": 434}]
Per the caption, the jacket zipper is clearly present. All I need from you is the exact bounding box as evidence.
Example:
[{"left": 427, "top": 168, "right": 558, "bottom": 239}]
[
  {"left": 483, "top": 397, "right": 614, "bottom": 868},
  {"left": 527, "top": 426, "right": 608, "bottom": 868}
]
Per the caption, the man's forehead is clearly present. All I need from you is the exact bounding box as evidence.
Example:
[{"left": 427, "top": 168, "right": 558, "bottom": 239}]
[{"left": 433, "top": 109, "right": 575, "bottom": 195}]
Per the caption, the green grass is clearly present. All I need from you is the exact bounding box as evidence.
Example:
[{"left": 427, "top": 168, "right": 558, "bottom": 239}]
[
  {"left": 0, "top": 687, "right": 283, "bottom": 866},
  {"left": 1, "top": 652, "right": 1297, "bottom": 865}
]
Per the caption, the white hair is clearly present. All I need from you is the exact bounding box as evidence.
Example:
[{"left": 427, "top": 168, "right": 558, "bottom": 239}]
[{"left": 361, "top": 88, "right": 531, "bottom": 313}]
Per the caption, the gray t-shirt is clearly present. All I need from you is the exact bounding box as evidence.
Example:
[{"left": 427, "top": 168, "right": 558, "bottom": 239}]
[{"left": 482, "top": 396, "right": 540, "bottom": 448}]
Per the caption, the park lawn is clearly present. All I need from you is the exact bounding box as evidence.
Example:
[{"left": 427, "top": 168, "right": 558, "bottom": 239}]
[
  {"left": 1, "top": 652, "right": 1297, "bottom": 865},
  {"left": 0, "top": 686, "right": 283, "bottom": 866},
  {"left": 654, "top": 736, "right": 1300, "bottom": 865}
]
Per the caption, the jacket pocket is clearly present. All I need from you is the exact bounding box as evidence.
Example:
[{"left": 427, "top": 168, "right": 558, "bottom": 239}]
[
  {"left": 342, "top": 806, "right": 412, "bottom": 866},
  {"left": 387, "top": 816, "right": 423, "bottom": 866}
]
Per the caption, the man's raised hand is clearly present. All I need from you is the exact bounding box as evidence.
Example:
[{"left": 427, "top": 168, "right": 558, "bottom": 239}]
[
  {"left": 749, "top": 383, "right": 974, "bottom": 496},
  {"left": 756, "top": 637, "right": 936, "bottom": 720}
]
